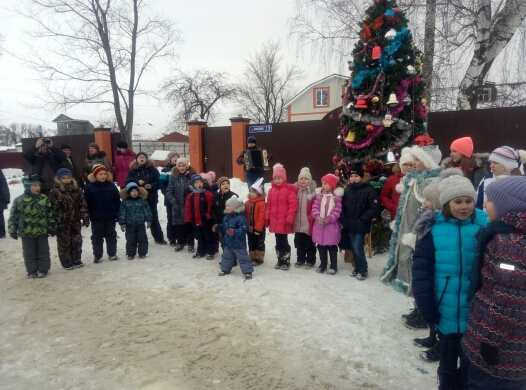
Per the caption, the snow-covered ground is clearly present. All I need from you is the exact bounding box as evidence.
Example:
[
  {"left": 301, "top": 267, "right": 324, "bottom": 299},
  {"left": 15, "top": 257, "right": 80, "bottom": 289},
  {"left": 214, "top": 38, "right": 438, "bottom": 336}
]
[{"left": 0, "top": 169, "right": 437, "bottom": 389}]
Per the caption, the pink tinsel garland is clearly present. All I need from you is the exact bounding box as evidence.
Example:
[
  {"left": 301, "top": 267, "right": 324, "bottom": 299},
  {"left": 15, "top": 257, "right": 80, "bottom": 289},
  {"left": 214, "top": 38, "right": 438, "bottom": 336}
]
[{"left": 342, "top": 125, "right": 384, "bottom": 149}]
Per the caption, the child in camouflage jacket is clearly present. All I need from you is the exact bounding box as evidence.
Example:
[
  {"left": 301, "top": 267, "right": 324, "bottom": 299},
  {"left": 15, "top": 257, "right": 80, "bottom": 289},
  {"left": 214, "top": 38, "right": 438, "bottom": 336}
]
[
  {"left": 119, "top": 182, "right": 153, "bottom": 259},
  {"left": 8, "top": 175, "right": 56, "bottom": 279},
  {"left": 49, "top": 168, "right": 90, "bottom": 270}
]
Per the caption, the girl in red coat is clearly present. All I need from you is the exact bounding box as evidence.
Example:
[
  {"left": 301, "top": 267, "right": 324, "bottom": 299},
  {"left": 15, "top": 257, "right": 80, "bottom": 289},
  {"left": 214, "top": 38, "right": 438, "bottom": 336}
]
[
  {"left": 245, "top": 177, "right": 266, "bottom": 266},
  {"left": 265, "top": 163, "right": 298, "bottom": 270},
  {"left": 380, "top": 152, "right": 414, "bottom": 219},
  {"left": 112, "top": 141, "right": 136, "bottom": 189}
]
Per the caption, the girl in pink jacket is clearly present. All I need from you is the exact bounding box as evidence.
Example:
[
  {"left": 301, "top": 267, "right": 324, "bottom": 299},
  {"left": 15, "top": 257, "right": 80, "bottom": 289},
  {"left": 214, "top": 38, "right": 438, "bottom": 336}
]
[
  {"left": 265, "top": 163, "right": 298, "bottom": 270},
  {"left": 311, "top": 174, "right": 343, "bottom": 275}
]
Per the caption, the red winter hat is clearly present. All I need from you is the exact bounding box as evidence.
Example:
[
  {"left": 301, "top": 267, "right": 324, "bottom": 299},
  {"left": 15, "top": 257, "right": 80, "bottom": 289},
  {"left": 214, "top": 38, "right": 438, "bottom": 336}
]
[
  {"left": 272, "top": 163, "right": 287, "bottom": 181},
  {"left": 321, "top": 174, "right": 339, "bottom": 189},
  {"left": 450, "top": 137, "right": 473, "bottom": 158}
]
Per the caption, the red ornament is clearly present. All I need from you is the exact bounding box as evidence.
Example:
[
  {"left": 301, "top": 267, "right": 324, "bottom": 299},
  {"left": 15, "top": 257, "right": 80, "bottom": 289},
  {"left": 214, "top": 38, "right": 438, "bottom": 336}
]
[
  {"left": 332, "top": 155, "right": 340, "bottom": 164},
  {"left": 414, "top": 134, "right": 434, "bottom": 146},
  {"left": 366, "top": 124, "right": 374, "bottom": 132},
  {"left": 372, "top": 46, "right": 381, "bottom": 60},
  {"left": 335, "top": 169, "right": 340, "bottom": 176},
  {"left": 393, "top": 142, "right": 399, "bottom": 148}
]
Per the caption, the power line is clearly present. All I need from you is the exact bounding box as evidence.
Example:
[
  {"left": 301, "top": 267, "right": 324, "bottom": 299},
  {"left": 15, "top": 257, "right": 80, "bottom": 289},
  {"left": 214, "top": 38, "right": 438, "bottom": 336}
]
[{"left": 0, "top": 110, "right": 54, "bottom": 123}]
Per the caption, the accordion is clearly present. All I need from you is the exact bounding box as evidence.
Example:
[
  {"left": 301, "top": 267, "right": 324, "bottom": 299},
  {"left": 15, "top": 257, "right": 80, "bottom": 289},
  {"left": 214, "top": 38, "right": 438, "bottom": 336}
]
[{"left": 244, "top": 149, "right": 270, "bottom": 171}]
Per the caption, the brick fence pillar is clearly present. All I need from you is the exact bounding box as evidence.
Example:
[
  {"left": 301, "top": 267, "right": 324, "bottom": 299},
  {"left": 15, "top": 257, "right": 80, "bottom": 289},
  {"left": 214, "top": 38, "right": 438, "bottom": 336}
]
[
  {"left": 230, "top": 116, "right": 250, "bottom": 181},
  {"left": 93, "top": 126, "right": 113, "bottom": 165},
  {"left": 187, "top": 119, "right": 207, "bottom": 173}
]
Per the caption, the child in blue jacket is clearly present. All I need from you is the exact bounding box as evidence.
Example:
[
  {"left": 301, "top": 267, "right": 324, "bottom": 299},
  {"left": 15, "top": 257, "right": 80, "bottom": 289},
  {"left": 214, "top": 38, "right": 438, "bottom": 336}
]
[
  {"left": 412, "top": 175, "right": 488, "bottom": 389},
  {"left": 212, "top": 195, "right": 254, "bottom": 280}
]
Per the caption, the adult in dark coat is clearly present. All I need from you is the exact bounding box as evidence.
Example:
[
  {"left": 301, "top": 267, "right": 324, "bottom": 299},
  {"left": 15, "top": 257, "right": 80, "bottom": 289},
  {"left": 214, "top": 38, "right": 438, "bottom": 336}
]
[
  {"left": 0, "top": 169, "right": 10, "bottom": 238},
  {"left": 165, "top": 157, "right": 195, "bottom": 251},
  {"left": 160, "top": 151, "right": 180, "bottom": 246},
  {"left": 23, "top": 137, "right": 67, "bottom": 196},
  {"left": 236, "top": 136, "right": 272, "bottom": 188},
  {"left": 60, "top": 143, "right": 85, "bottom": 189},
  {"left": 82, "top": 142, "right": 112, "bottom": 184},
  {"left": 126, "top": 152, "right": 166, "bottom": 244}
]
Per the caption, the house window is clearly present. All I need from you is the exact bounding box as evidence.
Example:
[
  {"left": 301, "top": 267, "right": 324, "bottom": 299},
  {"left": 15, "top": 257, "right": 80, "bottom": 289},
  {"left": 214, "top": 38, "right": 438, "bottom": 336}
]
[{"left": 313, "top": 87, "right": 330, "bottom": 107}]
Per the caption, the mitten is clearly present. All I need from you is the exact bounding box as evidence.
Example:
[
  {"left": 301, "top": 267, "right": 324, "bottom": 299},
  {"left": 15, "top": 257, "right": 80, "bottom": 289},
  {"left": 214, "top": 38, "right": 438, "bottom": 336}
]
[
  {"left": 9, "top": 232, "right": 18, "bottom": 240},
  {"left": 146, "top": 221, "right": 151, "bottom": 229},
  {"left": 226, "top": 228, "right": 235, "bottom": 236},
  {"left": 121, "top": 225, "right": 126, "bottom": 232},
  {"left": 83, "top": 219, "right": 90, "bottom": 228}
]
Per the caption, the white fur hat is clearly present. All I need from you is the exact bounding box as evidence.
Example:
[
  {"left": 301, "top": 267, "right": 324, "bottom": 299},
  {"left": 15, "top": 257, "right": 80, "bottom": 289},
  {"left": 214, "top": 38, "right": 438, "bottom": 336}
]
[{"left": 409, "top": 145, "right": 441, "bottom": 170}]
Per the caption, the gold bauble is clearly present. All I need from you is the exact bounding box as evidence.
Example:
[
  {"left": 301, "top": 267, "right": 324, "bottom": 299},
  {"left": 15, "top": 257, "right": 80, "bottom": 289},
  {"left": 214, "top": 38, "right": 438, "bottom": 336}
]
[
  {"left": 372, "top": 96, "right": 380, "bottom": 104},
  {"left": 421, "top": 98, "right": 428, "bottom": 106},
  {"left": 345, "top": 131, "right": 356, "bottom": 142}
]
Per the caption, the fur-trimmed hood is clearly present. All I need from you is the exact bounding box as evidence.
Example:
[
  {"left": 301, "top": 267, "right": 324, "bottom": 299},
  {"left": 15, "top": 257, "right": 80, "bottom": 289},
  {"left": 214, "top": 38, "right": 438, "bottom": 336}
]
[
  {"left": 295, "top": 180, "right": 318, "bottom": 200},
  {"left": 440, "top": 153, "right": 490, "bottom": 170},
  {"left": 120, "top": 186, "right": 148, "bottom": 200},
  {"left": 53, "top": 177, "right": 80, "bottom": 191},
  {"left": 315, "top": 187, "right": 344, "bottom": 197},
  {"left": 130, "top": 159, "right": 153, "bottom": 170},
  {"left": 401, "top": 209, "right": 437, "bottom": 249},
  {"left": 170, "top": 165, "right": 196, "bottom": 179},
  {"left": 86, "top": 150, "right": 107, "bottom": 160},
  {"left": 87, "top": 171, "right": 114, "bottom": 183}
]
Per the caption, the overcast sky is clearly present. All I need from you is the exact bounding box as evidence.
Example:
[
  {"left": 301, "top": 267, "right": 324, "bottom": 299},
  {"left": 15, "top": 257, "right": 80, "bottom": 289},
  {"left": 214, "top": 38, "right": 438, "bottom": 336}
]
[{"left": 0, "top": 0, "right": 343, "bottom": 139}]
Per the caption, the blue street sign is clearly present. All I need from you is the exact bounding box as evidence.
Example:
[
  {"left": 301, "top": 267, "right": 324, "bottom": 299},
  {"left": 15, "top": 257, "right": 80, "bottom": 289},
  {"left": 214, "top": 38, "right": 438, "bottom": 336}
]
[{"left": 249, "top": 125, "right": 272, "bottom": 133}]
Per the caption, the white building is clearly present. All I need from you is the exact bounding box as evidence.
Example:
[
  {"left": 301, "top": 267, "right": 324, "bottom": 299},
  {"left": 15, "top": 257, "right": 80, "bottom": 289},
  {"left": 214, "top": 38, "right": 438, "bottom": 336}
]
[{"left": 285, "top": 74, "right": 348, "bottom": 122}]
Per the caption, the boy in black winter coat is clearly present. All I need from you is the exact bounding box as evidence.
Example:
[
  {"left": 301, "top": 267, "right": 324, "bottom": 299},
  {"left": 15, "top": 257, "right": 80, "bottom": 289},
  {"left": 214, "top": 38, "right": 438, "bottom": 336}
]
[
  {"left": 119, "top": 182, "right": 153, "bottom": 260},
  {"left": 84, "top": 165, "right": 121, "bottom": 263},
  {"left": 339, "top": 166, "right": 381, "bottom": 280},
  {"left": 126, "top": 152, "right": 166, "bottom": 245}
]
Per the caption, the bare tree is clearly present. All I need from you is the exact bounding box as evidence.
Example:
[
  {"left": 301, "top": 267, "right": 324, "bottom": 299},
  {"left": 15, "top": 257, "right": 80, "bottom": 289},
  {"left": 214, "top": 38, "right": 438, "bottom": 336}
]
[
  {"left": 457, "top": 0, "right": 526, "bottom": 109},
  {"left": 160, "top": 69, "right": 236, "bottom": 133},
  {"left": 236, "top": 41, "right": 304, "bottom": 124},
  {"left": 0, "top": 122, "right": 53, "bottom": 146},
  {"left": 11, "top": 0, "right": 182, "bottom": 146}
]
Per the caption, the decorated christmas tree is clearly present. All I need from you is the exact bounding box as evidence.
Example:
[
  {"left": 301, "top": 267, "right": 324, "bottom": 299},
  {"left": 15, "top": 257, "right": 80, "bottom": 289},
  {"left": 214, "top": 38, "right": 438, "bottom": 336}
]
[{"left": 335, "top": 0, "right": 430, "bottom": 178}]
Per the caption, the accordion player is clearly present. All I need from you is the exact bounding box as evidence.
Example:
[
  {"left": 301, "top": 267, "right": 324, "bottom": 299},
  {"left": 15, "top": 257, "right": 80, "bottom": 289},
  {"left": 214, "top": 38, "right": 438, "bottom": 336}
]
[{"left": 244, "top": 149, "right": 270, "bottom": 171}]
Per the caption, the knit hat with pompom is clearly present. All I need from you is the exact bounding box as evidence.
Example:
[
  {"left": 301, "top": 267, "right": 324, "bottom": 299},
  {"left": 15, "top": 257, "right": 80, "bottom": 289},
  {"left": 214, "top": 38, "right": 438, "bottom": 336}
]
[{"left": 273, "top": 163, "right": 287, "bottom": 181}]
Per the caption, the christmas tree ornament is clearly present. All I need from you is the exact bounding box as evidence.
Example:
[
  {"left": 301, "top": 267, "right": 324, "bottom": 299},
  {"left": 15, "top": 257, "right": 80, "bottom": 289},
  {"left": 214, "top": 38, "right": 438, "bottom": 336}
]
[
  {"left": 354, "top": 99, "right": 368, "bottom": 109},
  {"left": 389, "top": 58, "right": 396, "bottom": 66},
  {"left": 382, "top": 113, "right": 393, "bottom": 127},
  {"left": 371, "top": 95, "right": 380, "bottom": 104},
  {"left": 403, "top": 95, "right": 412, "bottom": 106},
  {"left": 386, "top": 151, "right": 396, "bottom": 163},
  {"left": 346, "top": 131, "right": 356, "bottom": 142},
  {"left": 372, "top": 46, "right": 381, "bottom": 60},
  {"left": 385, "top": 29, "right": 397, "bottom": 40},
  {"left": 397, "top": 58, "right": 404, "bottom": 62},
  {"left": 346, "top": 102, "right": 354, "bottom": 109},
  {"left": 421, "top": 98, "right": 428, "bottom": 106},
  {"left": 386, "top": 93, "right": 399, "bottom": 106},
  {"left": 366, "top": 124, "right": 374, "bottom": 132},
  {"left": 333, "top": 155, "right": 340, "bottom": 163},
  {"left": 407, "top": 65, "right": 416, "bottom": 75},
  {"left": 384, "top": 9, "right": 395, "bottom": 16}
]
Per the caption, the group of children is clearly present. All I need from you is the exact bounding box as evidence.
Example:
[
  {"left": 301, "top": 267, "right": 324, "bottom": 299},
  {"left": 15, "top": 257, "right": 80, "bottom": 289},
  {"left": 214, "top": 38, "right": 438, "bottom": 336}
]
[{"left": 7, "top": 149, "right": 382, "bottom": 283}]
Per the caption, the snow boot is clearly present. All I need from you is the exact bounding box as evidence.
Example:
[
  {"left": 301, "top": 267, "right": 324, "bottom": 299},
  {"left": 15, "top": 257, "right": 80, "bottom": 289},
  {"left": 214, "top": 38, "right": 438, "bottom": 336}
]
[
  {"left": 244, "top": 273, "right": 253, "bottom": 280},
  {"left": 414, "top": 324, "right": 437, "bottom": 348},
  {"left": 403, "top": 309, "right": 428, "bottom": 330},
  {"left": 420, "top": 342, "right": 439, "bottom": 362},
  {"left": 281, "top": 252, "right": 291, "bottom": 270},
  {"left": 253, "top": 250, "right": 265, "bottom": 266},
  {"left": 249, "top": 251, "right": 256, "bottom": 261},
  {"left": 274, "top": 250, "right": 283, "bottom": 269}
]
